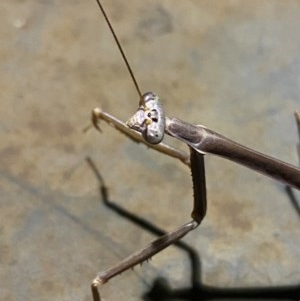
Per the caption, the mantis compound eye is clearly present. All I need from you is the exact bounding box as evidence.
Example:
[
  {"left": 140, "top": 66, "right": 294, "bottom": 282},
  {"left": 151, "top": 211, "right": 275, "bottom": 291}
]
[{"left": 126, "top": 92, "right": 166, "bottom": 144}]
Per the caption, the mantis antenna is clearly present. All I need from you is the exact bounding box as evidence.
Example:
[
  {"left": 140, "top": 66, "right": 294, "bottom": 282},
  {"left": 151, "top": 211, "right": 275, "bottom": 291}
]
[
  {"left": 95, "top": 0, "right": 166, "bottom": 144},
  {"left": 94, "top": 0, "right": 143, "bottom": 104}
]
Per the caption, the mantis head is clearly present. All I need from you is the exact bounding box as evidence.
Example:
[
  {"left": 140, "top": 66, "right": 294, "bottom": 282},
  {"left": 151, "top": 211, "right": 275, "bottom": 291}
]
[{"left": 126, "top": 92, "right": 165, "bottom": 144}]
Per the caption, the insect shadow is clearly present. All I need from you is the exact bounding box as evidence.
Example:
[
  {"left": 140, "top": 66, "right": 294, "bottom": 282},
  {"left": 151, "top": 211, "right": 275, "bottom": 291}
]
[{"left": 86, "top": 157, "right": 300, "bottom": 301}]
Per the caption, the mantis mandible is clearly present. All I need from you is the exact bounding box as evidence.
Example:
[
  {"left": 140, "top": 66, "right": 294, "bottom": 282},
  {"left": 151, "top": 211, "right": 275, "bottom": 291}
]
[{"left": 88, "top": 1, "right": 300, "bottom": 300}]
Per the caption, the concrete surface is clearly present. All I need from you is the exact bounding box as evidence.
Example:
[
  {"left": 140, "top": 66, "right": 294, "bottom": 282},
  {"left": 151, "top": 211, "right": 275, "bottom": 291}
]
[{"left": 1, "top": 1, "right": 300, "bottom": 301}]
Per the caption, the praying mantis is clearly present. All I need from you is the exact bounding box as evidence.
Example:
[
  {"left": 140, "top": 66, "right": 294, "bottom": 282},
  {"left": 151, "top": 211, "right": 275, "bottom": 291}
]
[{"left": 87, "top": 1, "right": 300, "bottom": 300}]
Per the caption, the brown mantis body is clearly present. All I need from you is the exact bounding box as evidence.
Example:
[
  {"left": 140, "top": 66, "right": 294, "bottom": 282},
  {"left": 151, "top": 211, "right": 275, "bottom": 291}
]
[{"left": 88, "top": 1, "right": 300, "bottom": 300}]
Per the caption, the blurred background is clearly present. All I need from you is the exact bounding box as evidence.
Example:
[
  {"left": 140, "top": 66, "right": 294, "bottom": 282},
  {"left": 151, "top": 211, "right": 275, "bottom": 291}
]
[{"left": 1, "top": 1, "right": 300, "bottom": 300}]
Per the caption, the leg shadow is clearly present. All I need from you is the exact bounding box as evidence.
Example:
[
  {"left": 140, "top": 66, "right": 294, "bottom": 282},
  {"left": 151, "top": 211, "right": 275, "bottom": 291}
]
[{"left": 87, "top": 157, "right": 300, "bottom": 301}]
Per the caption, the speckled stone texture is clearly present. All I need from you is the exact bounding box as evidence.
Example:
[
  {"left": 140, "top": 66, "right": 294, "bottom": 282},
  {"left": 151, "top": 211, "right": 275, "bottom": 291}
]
[{"left": 1, "top": 1, "right": 300, "bottom": 301}]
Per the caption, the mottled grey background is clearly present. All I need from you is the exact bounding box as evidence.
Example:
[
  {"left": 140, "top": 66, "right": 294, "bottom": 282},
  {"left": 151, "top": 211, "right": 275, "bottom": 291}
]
[{"left": 1, "top": 1, "right": 300, "bottom": 301}]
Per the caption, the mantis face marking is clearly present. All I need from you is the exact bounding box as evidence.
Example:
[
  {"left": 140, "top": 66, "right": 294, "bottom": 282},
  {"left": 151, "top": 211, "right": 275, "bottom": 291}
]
[{"left": 127, "top": 92, "right": 165, "bottom": 144}]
